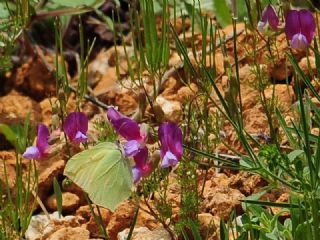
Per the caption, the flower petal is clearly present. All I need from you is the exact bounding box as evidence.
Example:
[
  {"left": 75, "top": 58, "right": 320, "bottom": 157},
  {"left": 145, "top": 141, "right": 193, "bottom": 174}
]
[
  {"left": 132, "top": 167, "right": 142, "bottom": 183},
  {"left": 257, "top": 21, "right": 267, "bottom": 32},
  {"left": 74, "top": 131, "right": 88, "bottom": 144},
  {"left": 107, "top": 107, "right": 141, "bottom": 141},
  {"left": 158, "top": 122, "right": 183, "bottom": 161},
  {"left": 132, "top": 163, "right": 152, "bottom": 183},
  {"left": 263, "top": 4, "right": 278, "bottom": 30},
  {"left": 158, "top": 123, "right": 170, "bottom": 158},
  {"left": 160, "top": 151, "right": 178, "bottom": 168},
  {"left": 291, "top": 33, "right": 308, "bottom": 50},
  {"left": 140, "top": 163, "right": 152, "bottom": 176},
  {"left": 285, "top": 10, "right": 301, "bottom": 41},
  {"left": 36, "top": 123, "right": 49, "bottom": 155},
  {"left": 133, "top": 147, "right": 148, "bottom": 168},
  {"left": 124, "top": 140, "right": 140, "bottom": 156},
  {"left": 285, "top": 9, "right": 315, "bottom": 46},
  {"left": 107, "top": 107, "right": 123, "bottom": 122},
  {"left": 63, "top": 112, "right": 88, "bottom": 143},
  {"left": 299, "top": 9, "right": 316, "bottom": 44},
  {"left": 23, "top": 146, "right": 40, "bottom": 160}
]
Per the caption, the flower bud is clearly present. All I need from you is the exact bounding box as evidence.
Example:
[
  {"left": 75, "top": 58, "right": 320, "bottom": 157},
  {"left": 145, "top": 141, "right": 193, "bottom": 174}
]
[{"left": 257, "top": 4, "right": 279, "bottom": 33}]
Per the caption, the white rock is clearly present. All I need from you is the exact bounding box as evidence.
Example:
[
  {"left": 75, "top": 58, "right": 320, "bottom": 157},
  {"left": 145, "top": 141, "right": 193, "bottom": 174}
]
[
  {"left": 155, "top": 96, "right": 182, "bottom": 122},
  {"left": 25, "top": 213, "right": 53, "bottom": 240},
  {"left": 117, "top": 227, "right": 171, "bottom": 240},
  {"left": 25, "top": 212, "right": 80, "bottom": 240}
]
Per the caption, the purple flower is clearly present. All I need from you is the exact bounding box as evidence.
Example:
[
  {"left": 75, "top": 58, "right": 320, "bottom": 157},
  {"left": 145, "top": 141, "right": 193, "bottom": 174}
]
[
  {"left": 63, "top": 112, "right": 88, "bottom": 144},
  {"left": 107, "top": 107, "right": 148, "bottom": 165},
  {"left": 132, "top": 163, "right": 152, "bottom": 183},
  {"left": 257, "top": 4, "right": 279, "bottom": 32},
  {"left": 23, "top": 123, "right": 49, "bottom": 160},
  {"left": 285, "top": 9, "right": 316, "bottom": 50},
  {"left": 158, "top": 122, "right": 183, "bottom": 168}
]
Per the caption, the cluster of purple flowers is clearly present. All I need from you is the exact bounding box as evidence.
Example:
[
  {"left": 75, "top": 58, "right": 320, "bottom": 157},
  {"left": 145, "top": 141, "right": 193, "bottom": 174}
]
[
  {"left": 23, "top": 108, "right": 183, "bottom": 183},
  {"left": 107, "top": 107, "right": 183, "bottom": 183},
  {"left": 23, "top": 112, "right": 88, "bottom": 160},
  {"left": 258, "top": 4, "right": 316, "bottom": 51}
]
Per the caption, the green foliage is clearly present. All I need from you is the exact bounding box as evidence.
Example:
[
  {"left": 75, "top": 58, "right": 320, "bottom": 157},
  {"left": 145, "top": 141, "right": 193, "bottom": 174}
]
[
  {"left": 93, "top": 118, "right": 118, "bottom": 143},
  {"left": 169, "top": 0, "right": 320, "bottom": 238},
  {"left": 175, "top": 158, "right": 200, "bottom": 237},
  {"left": 48, "top": 0, "right": 104, "bottom": 8},
  {"left": 0, "top": 0, "right": 105, "bottom": 72},
  {"left": 212, "top": 0, "right": 232, "bottom": 26},
  {"left": 0, "top": 114, "right": 34, "bottom": 154},
  {"left": 0, "top": 148, "right": 38, "bottom": 239},
  {"left": 53, "top": 177, "right": 63, "bottom": 218},
  {"left": 238, "top": 206, "right": 292, "bottom": 240},
  {"left": 0, "top": 124, "right": 17, "bottom": 147},
  {"left": 64, "top": 142, "right": 133, "bottom": 211},
  {"left": 2, "top": 0, "right": 320, "bottom": 239},
  {"left": 258, "top": 145, "right": 282, "bottom": 173},
  {"left": 140, "top": 0, "right": 170, "bottom": 75},
  {"left": 126, "top": 207, "right": 140, "bottom": 240},
  {"left": 0, "top": 112, "right": 37, "bottom": 238}
]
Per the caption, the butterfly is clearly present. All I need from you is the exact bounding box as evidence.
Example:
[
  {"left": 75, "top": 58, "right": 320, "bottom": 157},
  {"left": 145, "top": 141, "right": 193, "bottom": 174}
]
[{"left": 64, "top": 142, "right": 133, "bottom": 211}]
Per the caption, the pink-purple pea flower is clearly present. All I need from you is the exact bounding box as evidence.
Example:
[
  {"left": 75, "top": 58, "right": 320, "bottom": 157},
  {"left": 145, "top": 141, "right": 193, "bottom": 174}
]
[
  {"left": 158, "top": 122, "right": 183, "bottom": 168},
  {"left": 107, "top": 107, "right": 149, "bottom": 182},
  {"left": 63, "top": 112, "right": 88, "bottom": 144},
  {"left": 257, "top": 4, "right": 279, "bottom": 33},
  {"left": 132, "top": 163, "right": 152, "bottom": 183},
  {"left": 23, "top": 123, "right": 50, "bottom": 160},
  {"left": 285, "top": 9, "right": 316, "bottom": 50},
  {"left": 107, "top": 107, "right": 148, "bottom": 163}
]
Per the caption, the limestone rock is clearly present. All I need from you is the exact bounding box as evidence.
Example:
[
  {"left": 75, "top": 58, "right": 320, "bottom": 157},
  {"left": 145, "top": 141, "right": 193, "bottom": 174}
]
[
  {"left": 46, "top": 192, "right": 80, "bottom": 214},
  {"left": 117, "top": 227, "right": 171, "bottom": 240},
  {"left": 161, "top": 77, "right": 181, "bottom": 99},
  {"left": 198, "top": 213, "right": 219, "bottom": 239},
  {"left": 114, "top": 91, "right": 138, "bottom": 115},
  {"left": 229, "top": 172, "right": 267, "bottom": 196},
  {"left": 37, "top": 157, "right": 65, "bottom": 200},
  {"left": 47, "top": 227, "right": 90, "bottom": 240},
  {"left": 25, "top": 212, "right": 82, "bottom": 240},
  {"left": 0, "top": 90, "right": 42, "bottom": 126},
  {"left": 62, "top": 181, "right": 87, "bottom": 205},
  {"left": 107, "top": 201, "right": 136, "bottom": 240},
  {"left": 87, "top": 206, "right": 111, "bottom": 238},
  {"left": 298, "top": 56, "right": 316, "bottom": 78},
  {"left": 176, "top": 83, "right": 198, "bottom": 103},
  {"left": 155, "top": 96, "right": 182, "bottom": 123},
  {"left": 93, "top": 67, "right": 118, "bottom": 97},
  {"left": 13, "top": 56, "right": 56, "bottom": 100},
  {"left": 203, "top": 186, "right": 245, "bottom": 220},
  {"left": 40, "top": 97, "right": 58, "bottom": 126},
  {"left": 264, "top": 84, "right": 294, "bottom": 112},
  {"left": 76, "top": 205, "right": 112, "bottom": 238}
]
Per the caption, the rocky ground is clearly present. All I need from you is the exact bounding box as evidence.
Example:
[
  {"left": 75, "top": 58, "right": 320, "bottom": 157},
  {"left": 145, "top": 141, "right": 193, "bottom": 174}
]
[{"left": 0, "top": 12, "right": 318, "bottom": 240}]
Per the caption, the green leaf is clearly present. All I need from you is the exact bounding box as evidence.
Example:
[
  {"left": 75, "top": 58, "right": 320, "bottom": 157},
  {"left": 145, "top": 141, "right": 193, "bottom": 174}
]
[
  {"left": 53, "top": 177, "right": 63, "bottom": 218},
  {"left": 49, "top": 0, "right": 104, "bottom": 8},
  {"left": 220, "top": 219, "right": 229, "bottom": 240},
  {"left": 212, "top": 0, "right": 231, "bottom": 27},
  {"left": 64, "top": 142, "right": 133, "bottom": 211},
  {"left": 126, "top": 207, "right": 139, "bottom": 240},
  {"left": 241, "top": 199, "right": 299, "bottom": 209},
  {"left": 0, "top": 123, "right": 16, "bottom": 146},
  {"left": 0, "top": 2, "right": 10, "bottom": 18},
  {"left": 287, "top": 150, "right": 304, "bottom": 163},
  {"left": 188, "top": 219, "right": 202, "bottom": 240}
]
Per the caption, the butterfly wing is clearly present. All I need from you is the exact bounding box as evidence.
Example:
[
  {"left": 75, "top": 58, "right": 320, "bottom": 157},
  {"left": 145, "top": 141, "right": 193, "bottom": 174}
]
[{"left": 64, "top": 142, "right": 133, "bottom": 211}]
